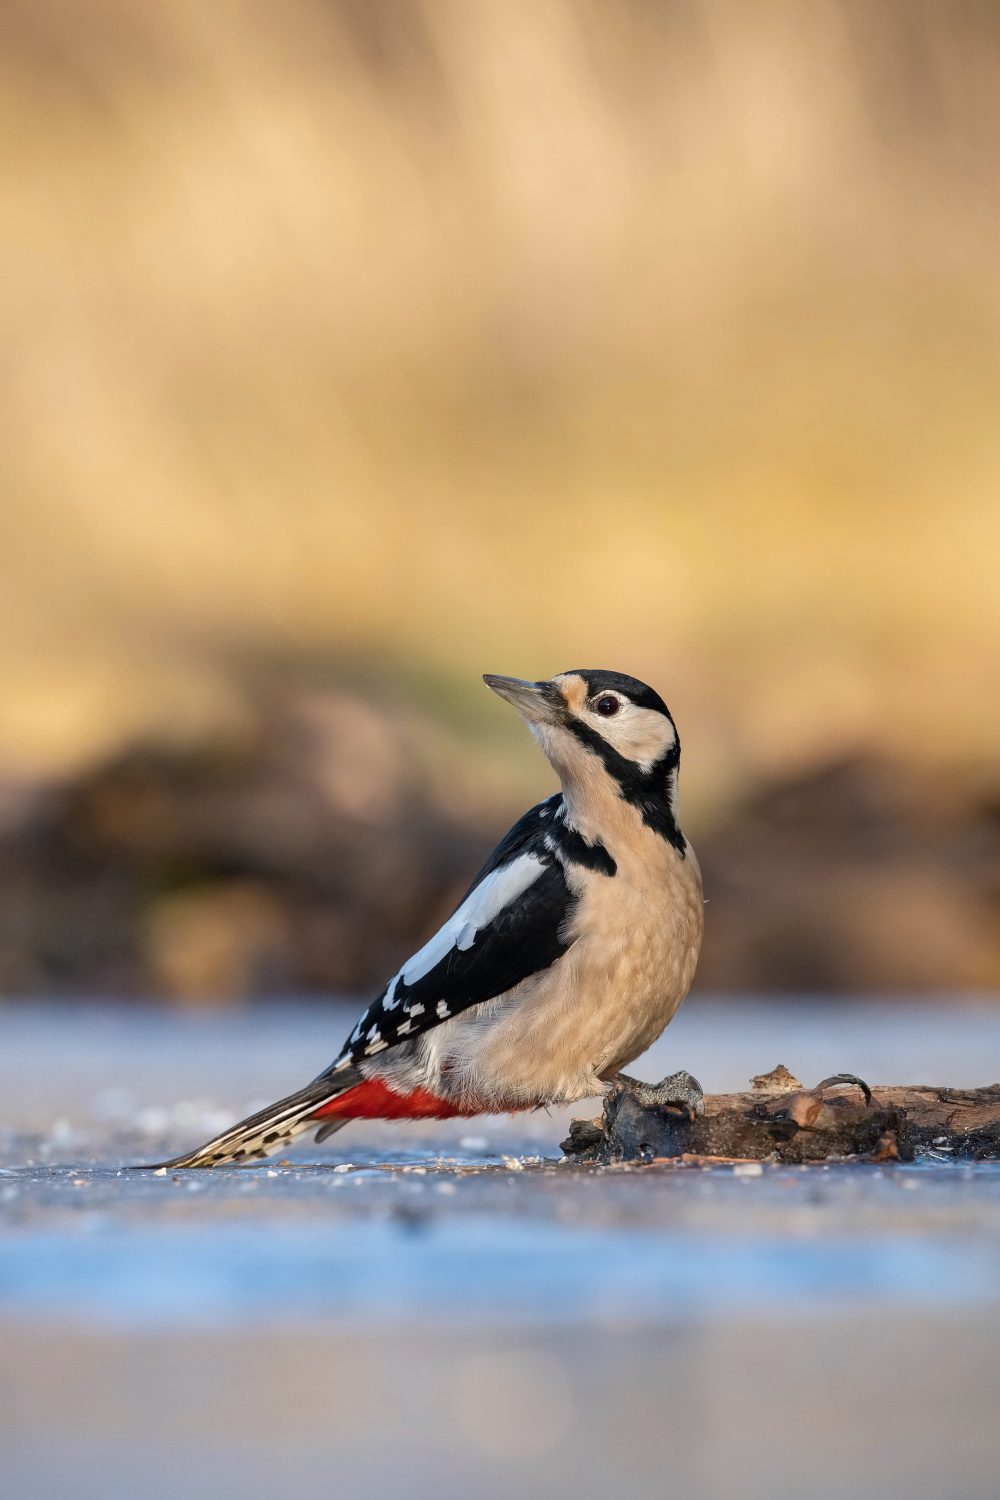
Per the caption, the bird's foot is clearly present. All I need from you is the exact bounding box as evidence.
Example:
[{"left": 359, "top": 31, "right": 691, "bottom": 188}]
[{"left": 618, "top": 1069, "right": 705, "bottom": 1120}]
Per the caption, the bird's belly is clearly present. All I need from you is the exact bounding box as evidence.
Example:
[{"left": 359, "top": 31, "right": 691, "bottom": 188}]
[{"left": 442, "top": 844, "right": 704, "bottom": 1109}]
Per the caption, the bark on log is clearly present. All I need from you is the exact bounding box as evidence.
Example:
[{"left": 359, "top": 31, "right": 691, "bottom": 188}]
[{"left": 560, "top": 1067, "right": 1000, "bottom": 1165}]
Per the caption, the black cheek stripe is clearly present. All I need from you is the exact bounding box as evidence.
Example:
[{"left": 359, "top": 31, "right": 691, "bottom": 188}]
[{"left": 566, "top": 720, "right": 686, "bottom": 858}]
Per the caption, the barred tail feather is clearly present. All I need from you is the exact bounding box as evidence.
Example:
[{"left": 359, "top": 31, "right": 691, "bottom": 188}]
[{"left": 149, "top": 1068, "right": 363, "bottom": 1168}]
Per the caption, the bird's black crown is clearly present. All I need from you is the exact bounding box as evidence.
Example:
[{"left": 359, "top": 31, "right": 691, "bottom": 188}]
[{"left": 563, "top": 669, "right": 673, "bottom": 721}]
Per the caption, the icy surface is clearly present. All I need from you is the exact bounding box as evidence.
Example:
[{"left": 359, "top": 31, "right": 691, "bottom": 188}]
[
  {"left": 4, "top": 996, "right": 1000, "bottom": 1499},
  {"left": 3, "top": 994, "right": 1000, "bottom": 1326}
]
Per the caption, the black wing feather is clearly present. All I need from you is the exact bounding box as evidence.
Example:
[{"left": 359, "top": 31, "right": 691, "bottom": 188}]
[
  {"left": 456, "top": 793, "right": 563, "bottom": 898},
  {"left": 390, "top": 858, "right": 571, "bottom": 1016},
  {"left": 324, "top": 795, "right": 574, "bottom": 1072}
]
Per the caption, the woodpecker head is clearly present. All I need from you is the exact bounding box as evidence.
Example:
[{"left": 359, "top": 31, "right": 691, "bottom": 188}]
[{"left": 483, "top": 670, "right": 684, "bottom": 848}]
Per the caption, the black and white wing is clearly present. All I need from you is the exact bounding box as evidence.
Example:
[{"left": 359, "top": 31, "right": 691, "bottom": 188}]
[{"left": 325, "top": 795, "right": 575, "bottom": 1073}]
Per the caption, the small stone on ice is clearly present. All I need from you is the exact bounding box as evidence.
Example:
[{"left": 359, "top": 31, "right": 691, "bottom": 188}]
[
  {"left": 733, "top": 1162, "right": 764, "bottom": 1177},
  {"left": 153, "top": 1167, "right": 167, "bottom": 1177},
  {"left": 333, "top": 1164, "right": 352, "bottom": 1174}
]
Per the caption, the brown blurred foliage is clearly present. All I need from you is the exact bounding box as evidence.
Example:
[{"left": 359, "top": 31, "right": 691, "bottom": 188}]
[
  {"left": 0, "top": 686, "right": 998, "bottom": 1000},
  {"left": 0, "top": 684, "right": 508, "bottom": 1000},
  {"left": 0, "top": 2, "right": 998, "bottom": 993},
  {"left": 696, "top": 758, "right": 1000, "bottom": 992}
]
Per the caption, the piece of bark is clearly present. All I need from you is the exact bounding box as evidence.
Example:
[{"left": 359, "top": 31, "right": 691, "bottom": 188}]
[
  {"left": 869, "top": 1084, "right": 1000, "bottom": 1158},
  {"left": 561, "top": 1117, "right": 605, "bottom": 1155},
  {"left": 560, "top": 1072, "right": 1000, "bottom": 1164},
  {"left": 750, "top": 1064, "right": 802, "bottom": 1091}
]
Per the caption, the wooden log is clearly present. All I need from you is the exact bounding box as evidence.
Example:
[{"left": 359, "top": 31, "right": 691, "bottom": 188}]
[{"left": 560, "top": 1066, "right": 1000, "bottom": 1165}]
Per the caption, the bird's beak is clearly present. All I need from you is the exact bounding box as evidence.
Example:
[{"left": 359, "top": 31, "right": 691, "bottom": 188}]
[{"left": 483, "top": 675, "right": 565, "bottom": 726}]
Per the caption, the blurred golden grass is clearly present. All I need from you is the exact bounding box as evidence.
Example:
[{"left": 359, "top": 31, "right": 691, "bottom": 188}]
[{"left": 1, "top": 0, "right": 999, "bottom": 823}]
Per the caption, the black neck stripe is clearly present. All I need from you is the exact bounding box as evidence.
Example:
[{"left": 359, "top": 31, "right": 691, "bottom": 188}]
[
  {"left": 548, "top": 821, "right": 617, "bottom": 877},
  {"left": 566, "top": 719, "right": 685, "bottom": 857}
]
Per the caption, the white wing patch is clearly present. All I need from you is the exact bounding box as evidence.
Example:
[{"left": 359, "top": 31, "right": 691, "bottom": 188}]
[{"left": 381, "top": 852, "right": 548, "bottom": 1003}]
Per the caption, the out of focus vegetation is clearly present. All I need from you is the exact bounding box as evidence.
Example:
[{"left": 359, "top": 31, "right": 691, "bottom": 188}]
[{"left": 1, "top": 1, "right": 999, "bottom": 996}]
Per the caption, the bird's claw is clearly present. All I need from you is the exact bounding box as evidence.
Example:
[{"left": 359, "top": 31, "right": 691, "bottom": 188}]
[{"left": 619, "top": 1069, "right": 705, "bottom": 1119}]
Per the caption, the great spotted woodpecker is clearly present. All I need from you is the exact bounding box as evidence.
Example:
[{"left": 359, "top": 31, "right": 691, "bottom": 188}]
[{"left": 155, "top": 670, "right": 704, "bottom": 1166}]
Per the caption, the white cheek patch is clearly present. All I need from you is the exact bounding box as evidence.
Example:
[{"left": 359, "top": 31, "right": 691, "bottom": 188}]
[{"left": 603, "top": 706, "right": 676, "bottom": 766}]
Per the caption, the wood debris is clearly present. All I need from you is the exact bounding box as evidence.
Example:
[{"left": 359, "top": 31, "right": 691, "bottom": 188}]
[{"left": 561, "top": 1068, "right": 1000, "bottom": 1164}]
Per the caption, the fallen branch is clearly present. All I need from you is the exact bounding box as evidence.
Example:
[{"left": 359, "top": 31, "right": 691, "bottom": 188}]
[{"left": 560, "top": 1065, "right": 1000, "bottom": 1164}]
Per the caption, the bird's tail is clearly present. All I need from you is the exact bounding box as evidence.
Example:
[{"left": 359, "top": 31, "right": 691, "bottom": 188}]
[{"left": 147, "top": 1068, "right": 363, "bottom": 1169}]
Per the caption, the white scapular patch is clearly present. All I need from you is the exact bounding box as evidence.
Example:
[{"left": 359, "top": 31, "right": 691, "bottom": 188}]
[
  {"left": 408, "top": 1003, "right": 425, "bottom": 1016},
  {"left": 436, "top": 1000, "right": 451, "bottom": 1018},
  {"left": 385, "top": 853, "right": 548, "bottom": 995},
  {"left": 365, "top": 1039, "right": 389, "bottom": 1054}
]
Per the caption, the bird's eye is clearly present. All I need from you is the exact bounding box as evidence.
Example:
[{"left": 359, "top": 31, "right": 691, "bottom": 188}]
[{"left": 595, "top": 696, "right": 620, "bottom": 717}]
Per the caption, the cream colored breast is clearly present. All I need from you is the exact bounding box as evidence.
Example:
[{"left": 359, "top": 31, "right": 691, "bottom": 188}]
[{"left": 456, "top": 817, "right": 704, "bottom": 1108}]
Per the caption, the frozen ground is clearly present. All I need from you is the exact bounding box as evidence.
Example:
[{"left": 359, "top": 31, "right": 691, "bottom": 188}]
[{"left": 3, "top": 995, "right": 1000, "bottom": 1500}]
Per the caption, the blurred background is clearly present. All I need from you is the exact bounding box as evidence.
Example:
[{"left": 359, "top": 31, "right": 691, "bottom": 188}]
[
  {"left": 5, "top": 14, "right": 1000, "bottom": 1498},
  {"left": 2, "top": 0, "right": 1000, "bottom": 1001}
]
